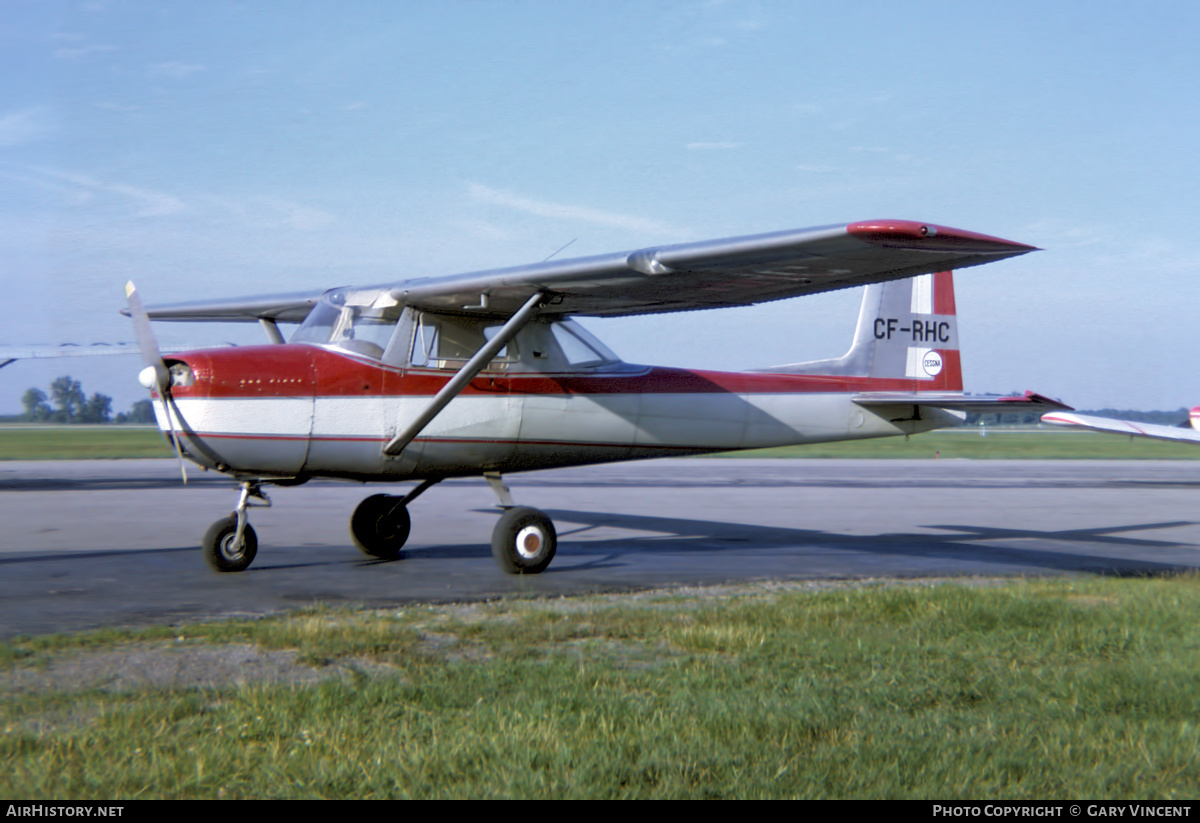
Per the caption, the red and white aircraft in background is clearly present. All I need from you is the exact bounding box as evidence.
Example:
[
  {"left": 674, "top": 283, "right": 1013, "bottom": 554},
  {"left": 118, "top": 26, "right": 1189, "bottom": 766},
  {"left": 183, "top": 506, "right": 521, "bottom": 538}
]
[
  {"left": 125, "top": 219, "right": 1067, "bottom": 574},
  {"left": 1042, "top": 408, "right": 1200, "bottom": 444}
]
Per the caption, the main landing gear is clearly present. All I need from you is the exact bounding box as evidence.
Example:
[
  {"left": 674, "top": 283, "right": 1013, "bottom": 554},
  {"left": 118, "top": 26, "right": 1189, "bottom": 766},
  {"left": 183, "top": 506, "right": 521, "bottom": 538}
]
[
  {"left": 201, "top": 474, "right": 559, "bottom": 575},
  {"left": 350, "top": 494, "right": 411, "bottom": 560},
  {"left": 348, "top": 478, "right": 438, "bottom": 560},
  {"left": 490, "top": 506, "right": 557, "bottom": 574}
]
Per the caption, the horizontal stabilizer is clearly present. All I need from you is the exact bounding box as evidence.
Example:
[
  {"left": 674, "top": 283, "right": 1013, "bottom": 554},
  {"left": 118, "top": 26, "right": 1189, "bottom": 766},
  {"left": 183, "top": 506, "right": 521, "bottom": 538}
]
[{"left": 855, "top": 391, "right": 1072, "bottom": 415}]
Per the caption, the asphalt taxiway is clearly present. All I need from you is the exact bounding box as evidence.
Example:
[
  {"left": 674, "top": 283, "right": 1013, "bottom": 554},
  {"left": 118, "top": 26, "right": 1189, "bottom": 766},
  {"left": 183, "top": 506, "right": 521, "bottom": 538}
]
[{"left": 1, "top": 458, "right": 1197, "bottom": 638}]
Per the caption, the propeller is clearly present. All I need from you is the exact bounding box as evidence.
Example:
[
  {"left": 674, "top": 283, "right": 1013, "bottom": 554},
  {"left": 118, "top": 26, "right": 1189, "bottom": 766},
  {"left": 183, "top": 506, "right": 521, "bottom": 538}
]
[{"left": 125, "top": 281, "right": 188, "bottom": 484}]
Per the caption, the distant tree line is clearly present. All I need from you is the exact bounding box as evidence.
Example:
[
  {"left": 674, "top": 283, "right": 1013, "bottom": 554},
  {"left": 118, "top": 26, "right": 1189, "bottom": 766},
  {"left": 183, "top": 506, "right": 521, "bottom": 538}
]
[
  {"left": 966, "top": 407, "right": 1192, "bottom": 427},
  {"left": 19, "top": 376, "right": 155, "bottom": 424}
]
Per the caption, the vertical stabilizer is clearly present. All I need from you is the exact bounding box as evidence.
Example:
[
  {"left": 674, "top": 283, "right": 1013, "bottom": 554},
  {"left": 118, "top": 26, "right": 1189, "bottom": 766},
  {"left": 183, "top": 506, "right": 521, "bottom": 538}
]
[{"left": 757, "top": 272, "right": 963, "bottom": 391}]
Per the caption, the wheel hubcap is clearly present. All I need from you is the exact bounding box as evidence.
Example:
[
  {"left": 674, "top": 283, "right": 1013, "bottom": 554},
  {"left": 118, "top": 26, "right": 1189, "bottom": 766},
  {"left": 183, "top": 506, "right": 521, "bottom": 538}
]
[
  {"left": 220, "top": 534, "right": 245, "bottom": 561},
  {"left": 515, "top": 525, "right": 544, "bottom": 559}
]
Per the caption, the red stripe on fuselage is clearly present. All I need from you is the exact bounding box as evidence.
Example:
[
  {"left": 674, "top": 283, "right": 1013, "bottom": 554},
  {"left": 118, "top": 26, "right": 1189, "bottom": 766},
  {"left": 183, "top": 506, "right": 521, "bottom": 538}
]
[
  {"left": 166, "top": 343, "right": 964, "bottom": 399},
  {"left": 183, "top": 431, "right": 706, "bottom": 451}
]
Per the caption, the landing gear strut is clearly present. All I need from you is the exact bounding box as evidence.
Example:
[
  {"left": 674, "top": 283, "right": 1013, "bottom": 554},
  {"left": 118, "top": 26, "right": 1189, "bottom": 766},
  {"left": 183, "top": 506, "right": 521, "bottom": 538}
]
[
  {"left": 202, "top": 481, "right": 270, "bottom": 572},
  {"left": 485, "top": 472, "right": 557, "bottom": 574}
]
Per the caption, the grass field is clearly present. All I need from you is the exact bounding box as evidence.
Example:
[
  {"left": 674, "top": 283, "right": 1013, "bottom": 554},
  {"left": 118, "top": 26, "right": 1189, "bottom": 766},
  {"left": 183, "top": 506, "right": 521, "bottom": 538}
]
[
  {"left": 736, "top": 429, "right": 1200, "bottom": 459},
  {"left": 0, "top": 425, "right": 175, "bottom": 460},
  {"left": 2, "top": 426, "right": 1196, "bottom": 798},
  {"left": 0, "top": 424, "right": 1197, "bottom": 461},
  {"left": 3, "top": 575, "right": 1198, "bottom": 799}
]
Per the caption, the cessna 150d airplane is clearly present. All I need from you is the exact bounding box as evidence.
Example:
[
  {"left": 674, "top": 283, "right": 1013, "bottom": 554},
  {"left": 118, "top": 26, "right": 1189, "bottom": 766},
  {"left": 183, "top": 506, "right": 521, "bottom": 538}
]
[{"left": 125, "top": 219, "right": 1068, "bottom": 574}]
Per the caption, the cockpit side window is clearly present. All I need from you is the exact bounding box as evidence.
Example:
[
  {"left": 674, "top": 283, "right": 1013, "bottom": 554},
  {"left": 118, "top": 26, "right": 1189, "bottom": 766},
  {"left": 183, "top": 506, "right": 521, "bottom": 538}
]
[{"left": 410, "top": 312, "right": 514, "bottom": 370}]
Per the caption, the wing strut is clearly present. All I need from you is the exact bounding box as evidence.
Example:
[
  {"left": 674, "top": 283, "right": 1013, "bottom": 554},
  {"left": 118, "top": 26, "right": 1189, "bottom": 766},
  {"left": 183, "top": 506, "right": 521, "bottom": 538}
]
[
  {"left": 381, "top": 291, "right": 545, "bottom": 457},
  {"left": 259, "top": 318, "right": 286, "bottom": 344}
]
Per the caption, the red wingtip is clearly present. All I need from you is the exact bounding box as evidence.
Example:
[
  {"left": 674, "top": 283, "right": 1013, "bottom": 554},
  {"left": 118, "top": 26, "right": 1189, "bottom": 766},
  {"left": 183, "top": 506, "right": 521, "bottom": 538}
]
[{"left": 847, "top": 220, "right": 1038, "bottom": 253}]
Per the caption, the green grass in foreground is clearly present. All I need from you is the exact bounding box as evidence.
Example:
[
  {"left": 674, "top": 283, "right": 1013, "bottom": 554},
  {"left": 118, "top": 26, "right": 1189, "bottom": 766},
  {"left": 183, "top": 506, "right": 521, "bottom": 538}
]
[
  {"left": 1, "top": 425, "right": 1197, "bottom": 460},
  {"left": 3, "top": 576, "right": 1199, "bottom": 799}
]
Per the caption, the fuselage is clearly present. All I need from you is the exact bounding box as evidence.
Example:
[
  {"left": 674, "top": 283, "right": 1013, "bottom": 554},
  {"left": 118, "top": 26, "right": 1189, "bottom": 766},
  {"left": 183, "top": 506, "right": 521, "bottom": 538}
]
[{"left": 154, "top": 343, "right": 960, "bottom": 482}]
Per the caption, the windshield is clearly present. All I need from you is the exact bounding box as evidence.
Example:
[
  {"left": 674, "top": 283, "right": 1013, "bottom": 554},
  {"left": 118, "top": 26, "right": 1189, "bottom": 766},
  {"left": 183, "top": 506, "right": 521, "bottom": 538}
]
[{"left": 291, "top": 288, "right": 401, "bottom": 359}]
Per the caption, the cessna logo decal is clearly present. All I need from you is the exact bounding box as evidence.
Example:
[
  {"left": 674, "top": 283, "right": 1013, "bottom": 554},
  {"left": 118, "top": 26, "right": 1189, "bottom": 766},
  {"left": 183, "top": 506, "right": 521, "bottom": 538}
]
[{"left": 922, "top": 351, "right": 944, "bottom": 377}]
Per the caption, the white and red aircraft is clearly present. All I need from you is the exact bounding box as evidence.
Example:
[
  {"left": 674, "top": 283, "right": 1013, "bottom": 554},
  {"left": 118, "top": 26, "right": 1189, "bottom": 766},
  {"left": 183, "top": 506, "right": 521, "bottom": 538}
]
[
  {"left": 125, "top": 219, "right": 1067, "bottom": 574},
  {"left": 1042, "top": 408, "right": 1200, "bottom": 444}
]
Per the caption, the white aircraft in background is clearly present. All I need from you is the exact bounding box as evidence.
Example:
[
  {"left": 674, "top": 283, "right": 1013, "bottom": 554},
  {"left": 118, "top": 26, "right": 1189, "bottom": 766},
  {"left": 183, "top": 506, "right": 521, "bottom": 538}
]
[
  {"left": 1042, "top": 407, "right": 1200, "bottom": 444},
  {"left": 0, "top": 343, "right": 143, "bottom": 371},
  {"left": 125, "top": 219, "right": 1068, "bottom": 574}
]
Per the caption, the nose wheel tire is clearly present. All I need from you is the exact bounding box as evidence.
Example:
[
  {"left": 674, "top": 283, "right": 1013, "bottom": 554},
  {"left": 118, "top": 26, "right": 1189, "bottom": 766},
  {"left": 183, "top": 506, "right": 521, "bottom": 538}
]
[
  {"left": 491, "top": 506, "right": 557, "bottom": 574},
  {"left": 202, "top": 515, "right": 258, "bottom": 573},
  {"left": 350, "top": 494, "right": 411, "bottom": 559}
]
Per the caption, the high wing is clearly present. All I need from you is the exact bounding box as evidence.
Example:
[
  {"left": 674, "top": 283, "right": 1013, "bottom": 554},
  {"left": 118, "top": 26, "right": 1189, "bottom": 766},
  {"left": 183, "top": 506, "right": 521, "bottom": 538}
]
[
  {"left": 136, "top": 219, "right": 1036, "bottom": 322},
  {"left": 1042, "top": 411, "right": 1200, "bottom": 444}
]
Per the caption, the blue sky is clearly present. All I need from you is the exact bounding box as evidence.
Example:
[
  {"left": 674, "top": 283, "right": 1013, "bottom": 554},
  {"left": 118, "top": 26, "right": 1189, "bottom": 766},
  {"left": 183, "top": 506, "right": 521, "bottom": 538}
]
[{"left": 2, "top": 0, "right": 1198, "bottom": 414}]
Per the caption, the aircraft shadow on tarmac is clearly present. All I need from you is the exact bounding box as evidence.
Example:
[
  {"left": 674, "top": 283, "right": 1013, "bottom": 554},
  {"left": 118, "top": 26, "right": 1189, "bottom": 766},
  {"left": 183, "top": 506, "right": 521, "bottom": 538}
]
[
  {"left": 3, "top": 511, "right": 1195, "bottom": 580},
  {"left": 0, "top": 546, "right": 199, "bottom": 567},
  {"left": 526, "top": 509, "right": 1200, "bottom": 578}
]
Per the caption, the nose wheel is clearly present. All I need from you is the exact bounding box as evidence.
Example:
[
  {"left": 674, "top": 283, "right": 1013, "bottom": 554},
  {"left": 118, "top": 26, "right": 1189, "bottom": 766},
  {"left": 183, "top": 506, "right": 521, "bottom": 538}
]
[
  {"left": 202, "top": 480, "right": 270, "bottom": 572},
  {"left": 202, "top": 516, "right": 258, "bottom": 572}
]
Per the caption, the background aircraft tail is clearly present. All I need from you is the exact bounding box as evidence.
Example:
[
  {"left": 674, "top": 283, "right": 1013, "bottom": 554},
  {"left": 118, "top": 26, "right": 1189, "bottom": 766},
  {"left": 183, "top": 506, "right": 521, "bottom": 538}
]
[{"left": 758, "top": 271, "right": 963, "bottom": 391}]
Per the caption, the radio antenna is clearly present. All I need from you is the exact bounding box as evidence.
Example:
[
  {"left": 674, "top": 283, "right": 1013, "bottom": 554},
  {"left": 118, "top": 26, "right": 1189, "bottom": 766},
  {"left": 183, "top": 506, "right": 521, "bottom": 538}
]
[{"left": 543, "top": 238, "right": 577, "bottom": 262}]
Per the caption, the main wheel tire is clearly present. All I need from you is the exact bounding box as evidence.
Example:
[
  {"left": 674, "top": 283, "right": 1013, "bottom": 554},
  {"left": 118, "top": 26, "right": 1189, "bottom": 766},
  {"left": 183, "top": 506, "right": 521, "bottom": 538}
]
[
  {"left": 350, "top": 494, "right": 411, "bottom": 559},
  {"left": 202, "top": 515, "right": 258, "bottom": 573},
  {"left": 491, "top": 506, "right": 556, "bottom": 574}
]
